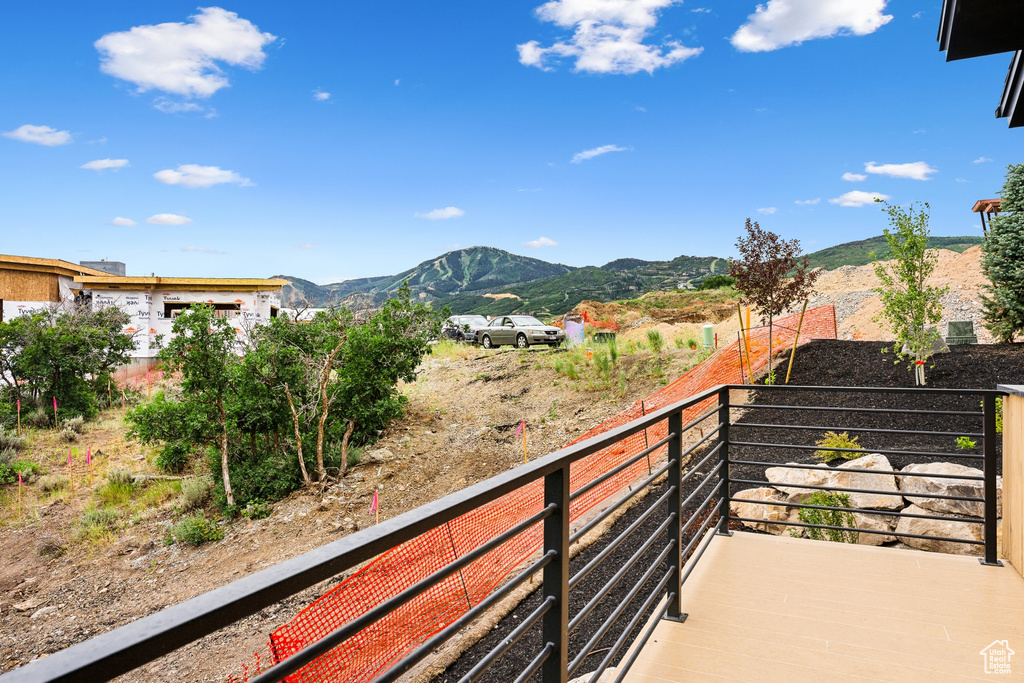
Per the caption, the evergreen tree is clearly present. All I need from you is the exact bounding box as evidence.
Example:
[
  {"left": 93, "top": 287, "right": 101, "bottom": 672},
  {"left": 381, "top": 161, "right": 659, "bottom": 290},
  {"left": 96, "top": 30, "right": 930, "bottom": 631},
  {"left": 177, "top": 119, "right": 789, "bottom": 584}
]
[{"left": 981, "top": 164, "right": 1024, "bottom": 343}]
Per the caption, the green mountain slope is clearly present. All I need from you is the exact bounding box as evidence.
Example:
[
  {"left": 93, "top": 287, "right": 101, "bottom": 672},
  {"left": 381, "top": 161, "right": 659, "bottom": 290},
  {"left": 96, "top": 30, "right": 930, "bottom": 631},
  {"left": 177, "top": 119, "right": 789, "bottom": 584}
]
[
  {"left": 274, "top": 246, "right": 573, "bottom": 307},
  {"left": 806, "top": 235, "right": 982, "bottom": 271}
]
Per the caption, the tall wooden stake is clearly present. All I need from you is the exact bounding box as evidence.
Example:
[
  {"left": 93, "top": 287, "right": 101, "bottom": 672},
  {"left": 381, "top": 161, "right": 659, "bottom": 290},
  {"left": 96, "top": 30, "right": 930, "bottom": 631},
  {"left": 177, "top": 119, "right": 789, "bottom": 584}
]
[
  {"left": 68, "top": 449, "right": 74, "bottom": 493},
  {"left": 16, "top": 399, "right": 21, "bottom": 437},
  {"left": 523, "top": 425, "right": 529, "bottom": 464},
  {"left": 737, "top": 303, "right": 753, "bottom": 383},
  {"left": 121, "top": 390, "right": 126, "bottom": 420},
  {"left": 784, "top": 300, "right": 809, "bottom": 385},
  {"left": 52, "top": 397, "right": 58, "bottom": 429}
]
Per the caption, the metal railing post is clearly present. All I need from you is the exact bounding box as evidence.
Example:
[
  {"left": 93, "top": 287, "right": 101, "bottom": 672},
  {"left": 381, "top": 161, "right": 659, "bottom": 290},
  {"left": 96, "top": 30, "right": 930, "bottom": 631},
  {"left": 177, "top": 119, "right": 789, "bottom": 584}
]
[
  {"left": 665, "top": 409, "right": 685, "bottom": 622},
  {"left": 717, "top": 386, "right": 732, "bottom": 536},
  {"left": 981, "top": 392, "right": 1003, "bottom": 566},
  {"left": 541, "top": 464, "right": 570, "bottom": 682}
]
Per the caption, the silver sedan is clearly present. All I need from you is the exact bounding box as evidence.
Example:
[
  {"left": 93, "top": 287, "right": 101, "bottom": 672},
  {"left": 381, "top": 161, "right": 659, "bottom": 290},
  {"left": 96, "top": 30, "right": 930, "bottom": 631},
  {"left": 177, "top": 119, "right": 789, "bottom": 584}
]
[{"left": 478, "top": 315, "right": 565, "bottom": 349}]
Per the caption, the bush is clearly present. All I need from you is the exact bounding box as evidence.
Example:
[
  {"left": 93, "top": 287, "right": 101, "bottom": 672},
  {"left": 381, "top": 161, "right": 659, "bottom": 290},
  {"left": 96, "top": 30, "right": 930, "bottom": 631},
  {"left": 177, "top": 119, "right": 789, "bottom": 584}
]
[
  {"left": 78, "top": 508, "right": 121, "bottom": 540},
  {"left": 0, "top": 428, "right": 27, "bottom": 452},
  {"left": 698, "top": 274, "right": 736, "bottom": 290},
  {"left": 106, "top": 467, "right": 136, "bottom": 488},
  {"left": 62, "top": 416, "right": 85, "bottom": 434},
  {"left": 38, "top": 474, "right": 69, "bottom": 492},
  {"left": 210, "top": 449, "right": 299, "bottom": 510},
  {"left": 178, "top": 477, "right": 211, "bottom": 511},
  {"left": 167, "top": 512, "right": 224, "bottom": 546},
  {"left": 60, "top": 426, "right": 79, "bottom": 442},
  {"left": 955, "top": 436, "right": 977, "bottom": 450},
  {"left": 0, "top": 459, "right": 41, "bottom": 485},
  {"left": 241, "top": 500, "right": 272, "bottom": 520},
  {"left": 813, "top": 431, "right": 863, "bottom": 462},
  {"left": 156, "top": 442, "right": 191, "bottom": 474},
  {"left": 793, "top": 491, "right": 857, "bottom": 543},
  {"left": 646, "top": 330, "right": 665, "bottom": 354},
  {"left": 24, "top": 407, "right": 51, "bottom": 429}
]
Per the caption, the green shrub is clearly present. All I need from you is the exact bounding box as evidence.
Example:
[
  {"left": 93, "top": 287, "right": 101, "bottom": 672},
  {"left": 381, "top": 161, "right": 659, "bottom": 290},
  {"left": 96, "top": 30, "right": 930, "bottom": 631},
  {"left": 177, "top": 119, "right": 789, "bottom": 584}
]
[
  {"left": 97, "top": 480, "right": 134, "bottom": 507},
  {"left": 38, "top": 474, "right": 69, "bottom": 492},
  {"left": 684, "top": 337, "right": 699, "bottom": 350},
  {"left": 0, "top": 428, "right": 27, "bottom": 452},
  {"left": 61, "top": 416, "right": 85, "bottom": 434},
  {"left": 78, "top": 507, "right": 121, "bottom": 540},
  {"left": 646, "top": 330, "right": 665, "bottom": 354},
  {"left": 106, "top": 468, "right": 136, "bottom": 488},
  {"left": 793, "top": 491, "right": 857, "bottom": 543},
  {"left": 241, "top": 500, "right": 272, "bottom": 520},
  {"left": 0, "top": 459, "right": 41, "bottom": 485},
  {"left": 156, "top": 442, "right": 191, "bottom": 474},
  {"left": 698, "top": 274, "right": 736, "bottom": 290},
  {"left": 178, "top": 477, "right": 211, "bottom": 511},
  {"left": 813, "top": 431, "right": 863, "bottom": 462},
  {"left": 24, "top": 407, "right": 51, "bottom": 429},
  {"left": 607, "top": 339, "right": 619, "bottom": 365},
  {"left": 167, "top": 512, "right": 224, "bottom": 546},
  {"left": 60, "top": 426, "right": 79, "bottom": 442},
  {"left": 346, "top": 446, "right": 363, "bottom": 469},
  {"left": 955, "top": 436, "right": 977, "bottom": 450},
  {"left": 210, "top": 449, "right": 299, "bottom": 510}
]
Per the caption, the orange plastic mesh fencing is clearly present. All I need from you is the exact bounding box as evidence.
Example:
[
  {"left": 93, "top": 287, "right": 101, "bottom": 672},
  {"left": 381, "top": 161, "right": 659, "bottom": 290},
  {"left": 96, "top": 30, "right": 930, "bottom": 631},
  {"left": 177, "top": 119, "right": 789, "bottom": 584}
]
[{"left": 229, "top": 304, "right": 836, "bottom": 683}]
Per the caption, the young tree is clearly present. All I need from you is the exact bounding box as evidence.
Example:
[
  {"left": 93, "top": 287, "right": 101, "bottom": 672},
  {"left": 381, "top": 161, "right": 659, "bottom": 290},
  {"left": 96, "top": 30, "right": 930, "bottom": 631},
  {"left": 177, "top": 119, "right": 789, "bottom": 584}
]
[
  {"left": 159, "top": 305, "right": 240, "bottom": 505},
  {"left": 981, "top": 164, "right": 1024, "bottom": 343},
  {"left": 872, "top": 201, "right": 947, "bottom": 386},
  {"left": 729, "top": 219, "right": 819, "bottom": 379}
]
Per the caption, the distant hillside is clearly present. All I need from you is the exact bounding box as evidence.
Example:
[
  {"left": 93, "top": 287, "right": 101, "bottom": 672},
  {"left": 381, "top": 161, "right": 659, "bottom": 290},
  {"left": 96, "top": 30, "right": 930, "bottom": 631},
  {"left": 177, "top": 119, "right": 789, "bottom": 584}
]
[
  {"left": 806, "top": 235, "right": 982, "bottom": 271},
  {"left": 275, "top": 246, "right": 573, "bottom": 307}
]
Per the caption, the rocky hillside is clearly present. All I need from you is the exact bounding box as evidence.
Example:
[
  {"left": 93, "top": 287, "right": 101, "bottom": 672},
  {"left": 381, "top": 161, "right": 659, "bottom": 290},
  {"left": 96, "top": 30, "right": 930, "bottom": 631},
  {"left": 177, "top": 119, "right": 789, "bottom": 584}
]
[{"left": 806, "top": 235, "right": 982, "bottom": 271}]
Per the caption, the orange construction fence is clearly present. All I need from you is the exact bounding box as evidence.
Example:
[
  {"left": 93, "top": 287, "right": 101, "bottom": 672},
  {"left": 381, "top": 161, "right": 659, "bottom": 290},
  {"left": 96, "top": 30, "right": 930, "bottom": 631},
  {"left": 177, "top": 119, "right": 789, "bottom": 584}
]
[{"left": 230, "top": 304, "right": 837, "bottom": 682}]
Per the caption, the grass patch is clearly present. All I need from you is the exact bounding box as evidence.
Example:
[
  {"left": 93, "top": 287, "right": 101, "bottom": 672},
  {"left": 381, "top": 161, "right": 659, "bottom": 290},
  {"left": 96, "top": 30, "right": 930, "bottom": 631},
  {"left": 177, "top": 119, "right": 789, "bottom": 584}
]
[
  {"left": 431, "top": 339, "right": 479, "bottom": 361},
  {"left": 78, "top": 507, "right": 122, "bottom": 541},
  {"left": 167, "top": 512, "right": 224, "bottom": 546},
  {"left": 178, "top": 477, "right": 211, "bottom": 512}
]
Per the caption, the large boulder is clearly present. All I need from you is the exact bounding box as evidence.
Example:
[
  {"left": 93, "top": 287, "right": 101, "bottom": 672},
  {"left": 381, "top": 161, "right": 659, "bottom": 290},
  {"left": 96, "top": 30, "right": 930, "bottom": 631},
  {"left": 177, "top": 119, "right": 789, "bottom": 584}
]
[
  {"left": 850, "top": 512, "right": 898, "bottom": 546},
  {"left": 765, "top": 453, "right": 901, "bottom": 510},
  {"left": 729, "top": 487, "right": 799, "bottom": 535},
  {"left": 899, "top": 462, "right": 1001, "bottom": 519},
  {"left": 893, "top": 504, "right": 1000, "bottom": 556}
]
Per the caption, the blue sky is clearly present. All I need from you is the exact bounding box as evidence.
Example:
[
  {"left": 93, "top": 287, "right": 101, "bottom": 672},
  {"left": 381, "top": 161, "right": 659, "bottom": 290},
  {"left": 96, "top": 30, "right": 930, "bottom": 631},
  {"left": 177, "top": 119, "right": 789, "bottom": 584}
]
[{"left": 1, "top": 1, "right": 1021, "bottom": 282}]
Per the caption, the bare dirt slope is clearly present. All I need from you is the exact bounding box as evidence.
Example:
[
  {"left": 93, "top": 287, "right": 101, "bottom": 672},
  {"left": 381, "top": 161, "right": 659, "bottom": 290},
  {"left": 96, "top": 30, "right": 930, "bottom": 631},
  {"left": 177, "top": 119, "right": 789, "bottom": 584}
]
[{"left": 0, "top": 342, "right": 709, "bottom": 681}]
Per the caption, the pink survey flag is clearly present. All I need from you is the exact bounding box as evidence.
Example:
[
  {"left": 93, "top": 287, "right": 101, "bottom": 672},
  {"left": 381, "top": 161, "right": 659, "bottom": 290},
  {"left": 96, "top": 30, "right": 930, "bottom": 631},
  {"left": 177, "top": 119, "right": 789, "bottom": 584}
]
[
  {"left": 87, "top": 446, "right": 91, "bottom": 465},
  {"left": 67, "top": 449, "right": 72, "bottom": 465},
  {"left": 515, "top": 421, "right": 525, "bottom": 438},
  {"left": 18, "top": 472, "right": 23, "bottom": 487},
  {"left": 53, "top": 397, "right": 57, "bottom": 411},
  {"left": 369, "top": 490, "right": 379, "bottom": 513},
  {"left": 16, "top": 399, "right": 20, "bottom": 411}
]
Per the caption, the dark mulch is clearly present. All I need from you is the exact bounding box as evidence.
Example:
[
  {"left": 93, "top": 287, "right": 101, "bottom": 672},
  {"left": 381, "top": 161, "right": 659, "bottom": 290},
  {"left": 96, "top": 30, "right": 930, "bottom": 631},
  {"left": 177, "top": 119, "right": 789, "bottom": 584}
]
[
  {"left": 730, "top": 340, "right": 1024, "bottom": 485},
  {"left": 433, "top": 340, "right": 1023, "bottom": 682}
]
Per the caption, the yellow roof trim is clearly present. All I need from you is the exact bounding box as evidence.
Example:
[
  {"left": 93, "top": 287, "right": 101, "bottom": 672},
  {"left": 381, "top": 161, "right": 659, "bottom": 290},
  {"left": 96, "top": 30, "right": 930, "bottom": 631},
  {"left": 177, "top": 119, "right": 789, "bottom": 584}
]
[
  {"left": 74, "top": 276, "right": 286, "bottom": 291},
  {"left": 0, "top": 254, "right": 111, "bottom": 278}
]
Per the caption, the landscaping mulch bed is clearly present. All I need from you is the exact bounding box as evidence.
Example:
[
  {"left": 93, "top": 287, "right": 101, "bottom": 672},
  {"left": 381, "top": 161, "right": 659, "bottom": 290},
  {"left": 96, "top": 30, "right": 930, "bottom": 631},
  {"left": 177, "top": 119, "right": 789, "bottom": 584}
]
[{"left": 434, "top": 340, "right": 1023, "bottom": 682}]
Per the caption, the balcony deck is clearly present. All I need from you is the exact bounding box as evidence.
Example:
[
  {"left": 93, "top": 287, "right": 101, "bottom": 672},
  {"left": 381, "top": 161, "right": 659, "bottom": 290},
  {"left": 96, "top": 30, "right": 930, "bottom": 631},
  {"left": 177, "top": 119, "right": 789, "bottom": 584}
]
[{"left": 624, "top": 532, "right": 1024, "bottom": 682}]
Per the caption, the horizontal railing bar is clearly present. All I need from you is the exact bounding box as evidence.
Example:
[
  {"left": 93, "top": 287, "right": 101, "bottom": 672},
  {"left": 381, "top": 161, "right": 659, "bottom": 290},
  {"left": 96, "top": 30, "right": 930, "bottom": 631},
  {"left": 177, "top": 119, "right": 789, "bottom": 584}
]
[
  {"left": 569, "top": 487, "right": 676, "bottom": 591},
  {"left": 732, "top": 403, "right": 984, "bottom": 417},
  {"left": 679, "top": 442, "right": 724, "bottom": 490},
  {"left": 728, "top": 460, "right": 986, "bottom": 481},
  {"left": 571, "top": 432, "right": 677, "bottom": 502},
  {"left": 570, "top": 461, "right": 671, "bottom": 545},
  {"left": 731, "top": 422, "right": 984, "bottom": 439},
  {"left": 682, "top": 481, "right": 726, "bottom": 535},
  {"left": 729, "top": 478, "right": 985, "bottom": 503},
  {"left": 369, "top": 551, "right": 556, "bottom": 683},
  {"left": 0, "top": 386, "right": 725, "bottom": 683},
  {"left": 730, "top": 497, "right": 985, "bottom": 524},
  {"left": 611, "top": 596, "right": 672, "bottom": 683},
  {"left": 679, "top": 462, "right": 725, "bottom": 514},
  {"left": 586, "top": 568, "right": 676, "bottom": 683},
  {"left": 679, "top": 504, "right": 723, "bottom": 587},
  {"left": 728, "top": 384, "right": 1004, "bottom": 396},
  {"left": 567, "top": 542, "right": 676, "bottom": 676},
  {"left": 729, "top": 516, "right": 985, "bottom": 545},
  {"left": 249, "top": 504, "right": 555, "bottom": 682},
  {"left": 678, "top": 403, "right": 722, "bottom": 435},
  {"left": 680, "top": 496, "right": 723, "bottom": 564},
  {"left": 569, "top": 518, "right": 675, "bottom": 633},
  {"left": 679, "top": 422, "right": 724, "bottom": 461},
  {"left": 730, "top": 441, "right": 986, "bottom": 460},
  {"left": 512, "top": 643, "right": 552, "bottom": 683},
  {"left": 460, "top": 596, "right": 555, "bottom": 683}
]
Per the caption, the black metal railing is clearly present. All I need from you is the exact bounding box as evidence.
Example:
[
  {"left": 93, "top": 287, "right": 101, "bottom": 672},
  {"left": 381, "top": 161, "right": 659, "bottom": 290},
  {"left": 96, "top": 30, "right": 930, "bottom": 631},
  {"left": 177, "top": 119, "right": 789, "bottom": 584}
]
[{"left": 0, "top": 384, "right": 1004, "bottom": 683}]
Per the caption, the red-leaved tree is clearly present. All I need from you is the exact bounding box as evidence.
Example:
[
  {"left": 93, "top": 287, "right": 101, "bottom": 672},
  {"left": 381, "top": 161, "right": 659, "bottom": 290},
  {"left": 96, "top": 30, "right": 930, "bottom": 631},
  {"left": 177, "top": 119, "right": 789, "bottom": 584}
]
[{"left": 729, "top": 219, "right": 819, "bottom": 381}]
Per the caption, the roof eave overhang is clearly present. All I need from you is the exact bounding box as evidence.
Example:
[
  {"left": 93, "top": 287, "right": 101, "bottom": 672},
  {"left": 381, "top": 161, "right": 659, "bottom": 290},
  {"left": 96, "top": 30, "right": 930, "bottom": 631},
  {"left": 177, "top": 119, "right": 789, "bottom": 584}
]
[
  {"left": 939, "top": 0, "right": 1024, "bottom": 61},
  {"left": 997, "top": 51, "right": 1024, "bottom": 128}
]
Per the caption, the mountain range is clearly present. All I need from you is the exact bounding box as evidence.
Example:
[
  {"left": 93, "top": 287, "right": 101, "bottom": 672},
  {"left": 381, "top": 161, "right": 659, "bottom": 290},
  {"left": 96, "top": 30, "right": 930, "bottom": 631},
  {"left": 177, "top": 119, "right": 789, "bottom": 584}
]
[{"left": 273, "top": 234, "right": 983, "bottom": 317}]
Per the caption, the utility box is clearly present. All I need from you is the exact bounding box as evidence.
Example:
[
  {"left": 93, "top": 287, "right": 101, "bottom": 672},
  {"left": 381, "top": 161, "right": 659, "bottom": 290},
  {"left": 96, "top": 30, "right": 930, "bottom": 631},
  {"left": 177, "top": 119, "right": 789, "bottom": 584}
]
[
  {"left": 702, "top": 324, "right": 714, "bottom": 348},
  {"left": 946, "top": 320, "right": 978, "bottom": 345}
]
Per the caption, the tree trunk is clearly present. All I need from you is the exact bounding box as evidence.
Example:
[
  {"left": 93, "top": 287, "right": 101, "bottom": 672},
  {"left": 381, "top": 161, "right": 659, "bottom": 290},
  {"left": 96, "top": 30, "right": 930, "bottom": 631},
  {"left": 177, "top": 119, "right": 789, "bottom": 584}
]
[
  {"left": 767, "top": 318, "right": 774, "bottom": 384},
  {"left": 284, "top": 383, "right": 310, "bottom": 485},
  {"left": 340, "top": 418, "right": 355, "bottom": 476},
  {"left": 217, "top": 399, "right": 234, "bottom": 506},
  {"left": 315, "top": 336, "right": 347, "bottom": 482}
]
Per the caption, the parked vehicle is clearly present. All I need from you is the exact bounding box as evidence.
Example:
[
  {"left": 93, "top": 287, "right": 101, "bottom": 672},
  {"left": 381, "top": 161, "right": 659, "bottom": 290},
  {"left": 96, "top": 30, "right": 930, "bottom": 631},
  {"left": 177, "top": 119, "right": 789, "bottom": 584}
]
[
  {"left": 442, "top": 315, "right": 491, "bottom": 343},
  {"left": 478, "top": 315, "right": 565, "bottom": 349}
]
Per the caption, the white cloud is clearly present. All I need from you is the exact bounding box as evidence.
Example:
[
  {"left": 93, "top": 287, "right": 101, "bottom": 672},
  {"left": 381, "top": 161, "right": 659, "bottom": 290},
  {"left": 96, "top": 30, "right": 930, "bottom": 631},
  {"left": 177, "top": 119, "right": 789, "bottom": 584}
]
[
  {"left": 182, "top": 246, "right": 224, "bottom": 254},
  {"left": 956, "top": 177, "right": 968, "bottom": 183},
  {"left": 94, "top": 7, "right": 276, "bottom": 99},
  {"left": 864, "top": 161, "right": 936, "bottom": 180},
  {"left": 517, "top": 0, "right": 702, "bottom": 75},
  {"left": 912, "top": 11, "right": 923, "bottom": 18},
  {"left": 731, "top": 0, "right": 892, "bottom": 52},
  {"left": 795, "top": 198, "right": 820, "bottom": 205},
  {"left": 82, "top": 158, "right": 129, "bottom": 171},
  {"left": 842, "top": 172, "right": 867, "bottom": 182},
  {"left": 3, "top": 124, "right": 72, "bottom": 146},
  {"left": 147, "top": 213, "right": 193, "bottom": 225},
  {"left": 394, "top": 79, "right": 401, "bottom": 86},
  {"left": 152, "top": 97, "right": 210, "bottom": 115},
  {"left": 154, "top": 164, "right": 252, "bottom": 188},
  {"left": 691, "top": 7, "right": 711, "bottom": 12},
  {"left": 974, "top": 156, "right": 992, "bottom": 164},
  {"left": 109, "top": 216, "right": 137, "bottom": 227},
  {"left": 415, "top": 206, "right": 465, "bottom": 220},
  {"left": 757, "top": 207, "right": 777, "bottom": 214},
  {"left": 829, "top": 190, "right": 890, "bottom": 207},
  {"left": 635, "top": 106, "right": 647, "bottom": 112},
  {"left": 313, "top": 89, "right": 330, "bottom": 101},
  {"left": 571, "top": 144, "right": 628, "bottom": 163},
  {"left": 294, "top": 242, "right": 314, "bottom": 249},
  {"left": 524, "top": 236, "right": 558, "bottom": 248}
]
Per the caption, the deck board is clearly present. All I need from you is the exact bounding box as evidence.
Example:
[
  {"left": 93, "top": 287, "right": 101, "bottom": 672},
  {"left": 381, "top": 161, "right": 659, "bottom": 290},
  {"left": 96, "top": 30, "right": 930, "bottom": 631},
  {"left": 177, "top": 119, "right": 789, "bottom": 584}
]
[{"left": 623, "top": 532, "right": 1024, "bottom": 682}]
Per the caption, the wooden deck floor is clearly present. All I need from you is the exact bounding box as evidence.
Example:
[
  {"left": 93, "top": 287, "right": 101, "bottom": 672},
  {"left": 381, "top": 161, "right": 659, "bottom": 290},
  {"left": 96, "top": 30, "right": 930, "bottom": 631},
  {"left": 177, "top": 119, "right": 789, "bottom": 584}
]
[{"left": 623, "top": 532, "right": 1024, "bottom": 682}]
